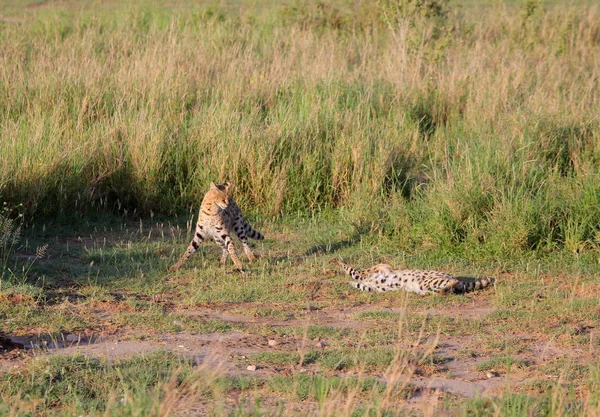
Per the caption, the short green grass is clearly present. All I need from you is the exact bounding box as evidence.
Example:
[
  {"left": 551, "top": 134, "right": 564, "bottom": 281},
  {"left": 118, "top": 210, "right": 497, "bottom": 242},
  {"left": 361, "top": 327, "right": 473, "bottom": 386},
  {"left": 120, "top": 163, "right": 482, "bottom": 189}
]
[{"left": 1, "top": 215, "right": 600, "bottom": 415}]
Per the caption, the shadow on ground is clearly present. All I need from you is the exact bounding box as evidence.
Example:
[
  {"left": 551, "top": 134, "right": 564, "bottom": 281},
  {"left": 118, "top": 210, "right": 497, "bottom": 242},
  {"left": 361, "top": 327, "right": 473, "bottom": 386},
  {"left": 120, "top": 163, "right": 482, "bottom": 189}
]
[{"left": 303, "top": 222, "right": 369, "bottom": 256}]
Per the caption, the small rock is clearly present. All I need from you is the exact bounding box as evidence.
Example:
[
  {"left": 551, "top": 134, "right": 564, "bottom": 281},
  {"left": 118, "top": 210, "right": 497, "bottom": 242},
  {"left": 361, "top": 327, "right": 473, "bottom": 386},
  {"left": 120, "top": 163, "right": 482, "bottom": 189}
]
[
  {"left": 486, "top": 370, "right": 500, "bottom": 379},
  {"left": 268, "top": 339, "right": 278, "bottom": 347},
  {"left": 65, "top": 334, "right": 80, "bottom": 343},
  {"left": 247, "top": 365, "right": 257, "bottom": 371}
]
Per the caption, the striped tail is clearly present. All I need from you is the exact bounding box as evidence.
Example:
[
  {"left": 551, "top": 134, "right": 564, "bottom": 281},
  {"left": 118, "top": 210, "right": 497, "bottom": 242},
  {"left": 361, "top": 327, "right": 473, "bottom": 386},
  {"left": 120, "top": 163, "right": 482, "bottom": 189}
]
[
  {"left": 329, "top": 259, "right": 366, "bottom": 281},
  {"left": 452, "top": 277, "right": 495, "bottom": 294},
  {"left": 243, "top": 220, "right": 264, "bottom": 240}
]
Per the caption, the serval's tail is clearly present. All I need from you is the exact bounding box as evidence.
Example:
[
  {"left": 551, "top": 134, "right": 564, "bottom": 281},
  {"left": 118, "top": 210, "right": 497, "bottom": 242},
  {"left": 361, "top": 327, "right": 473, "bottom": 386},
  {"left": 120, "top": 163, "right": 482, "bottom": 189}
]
[
  {"left": 329, "top": 259, "right": 367, "bottom": 281},
  {"left": 452, "top": 277, "right": 495, "bottom": 294}
]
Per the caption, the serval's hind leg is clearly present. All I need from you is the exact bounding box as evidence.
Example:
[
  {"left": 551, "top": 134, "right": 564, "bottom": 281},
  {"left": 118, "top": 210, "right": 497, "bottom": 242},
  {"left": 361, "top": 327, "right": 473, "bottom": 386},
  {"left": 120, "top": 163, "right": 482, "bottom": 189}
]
[
  {"left": 349, "top": 281, "right": 384, "bottom": 292},
  {"left": 216, "top": 234, "right": 243, "bottom": 270},
  {"left": 242, "top": 242, "right": 257, "bottom": 262},
  {"left": 234, "top": 227, "right": 257, "bottom": 262}
]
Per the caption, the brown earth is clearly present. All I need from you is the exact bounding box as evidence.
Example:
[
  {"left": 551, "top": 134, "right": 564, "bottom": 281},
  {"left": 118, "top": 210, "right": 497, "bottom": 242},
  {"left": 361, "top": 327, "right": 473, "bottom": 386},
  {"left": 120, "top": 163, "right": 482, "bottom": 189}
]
[{"left": 1, "top": 300, "right": 585, "bottom": 404}]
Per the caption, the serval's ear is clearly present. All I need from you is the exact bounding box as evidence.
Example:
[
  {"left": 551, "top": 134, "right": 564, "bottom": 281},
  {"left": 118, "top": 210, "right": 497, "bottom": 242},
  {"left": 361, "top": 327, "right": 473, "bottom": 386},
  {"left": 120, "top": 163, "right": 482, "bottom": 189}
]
[
  {"left": 223, "top": 181, "right": 233, "bottom": 191},
  {"left": 209, "top": 182, "right": 218, "bottom": 190}
]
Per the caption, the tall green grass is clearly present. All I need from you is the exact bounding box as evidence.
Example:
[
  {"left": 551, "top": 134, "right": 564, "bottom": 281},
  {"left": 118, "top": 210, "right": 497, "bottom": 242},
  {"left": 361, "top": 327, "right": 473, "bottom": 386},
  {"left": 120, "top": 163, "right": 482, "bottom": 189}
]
[
  {"left": 1, "top": 0, "right": 599, "bottom": 258},
  {"left": 0, "top": 204, "right": 22, "bottom": 280}
]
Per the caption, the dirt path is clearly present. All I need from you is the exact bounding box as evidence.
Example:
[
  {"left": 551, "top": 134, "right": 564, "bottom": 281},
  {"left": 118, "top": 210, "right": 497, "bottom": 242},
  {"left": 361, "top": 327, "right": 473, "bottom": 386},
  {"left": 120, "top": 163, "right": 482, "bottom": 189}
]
[{"left": 2, "top": 300, "right": 586, "bottom": 403}]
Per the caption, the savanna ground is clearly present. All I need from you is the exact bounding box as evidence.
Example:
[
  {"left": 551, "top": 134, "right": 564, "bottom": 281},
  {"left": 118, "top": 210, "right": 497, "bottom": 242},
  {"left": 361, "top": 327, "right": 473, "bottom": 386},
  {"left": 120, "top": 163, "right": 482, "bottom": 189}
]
[{"left": 1, "top": 0, "right": 600, "bottom": 415}]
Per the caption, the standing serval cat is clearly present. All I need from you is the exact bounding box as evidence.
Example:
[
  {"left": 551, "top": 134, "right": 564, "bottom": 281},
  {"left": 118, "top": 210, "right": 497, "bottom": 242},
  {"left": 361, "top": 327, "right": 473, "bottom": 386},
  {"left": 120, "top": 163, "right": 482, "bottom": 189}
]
[
  {"left": 169, "top": 182, "right": 264, "bottom": 271},
  {"left": 329, "top": 259, "right": 495, "bottom": 295}
]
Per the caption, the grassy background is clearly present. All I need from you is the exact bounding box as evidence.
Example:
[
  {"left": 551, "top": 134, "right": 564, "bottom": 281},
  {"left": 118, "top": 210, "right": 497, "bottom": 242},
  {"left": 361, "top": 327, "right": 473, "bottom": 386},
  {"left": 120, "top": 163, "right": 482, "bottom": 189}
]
[
  {"left": 1, "top": 0, "right": 600, "bottom": 416},
  {"left": 1, "top": 0, "right": 599, "bottom": 260}
]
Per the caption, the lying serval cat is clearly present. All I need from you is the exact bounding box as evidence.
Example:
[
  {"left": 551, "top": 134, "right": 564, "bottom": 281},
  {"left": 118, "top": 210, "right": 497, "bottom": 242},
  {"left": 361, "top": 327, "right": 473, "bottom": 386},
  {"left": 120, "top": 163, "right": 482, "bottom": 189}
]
[{"left": 330, "top": 259, "right": 495, "bottom": 295}]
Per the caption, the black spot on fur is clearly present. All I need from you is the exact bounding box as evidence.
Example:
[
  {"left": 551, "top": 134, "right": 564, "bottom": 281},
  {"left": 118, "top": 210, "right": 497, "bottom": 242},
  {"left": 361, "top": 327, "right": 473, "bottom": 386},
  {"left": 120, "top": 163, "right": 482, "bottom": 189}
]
[{"left": 191, "top": 241, "right": 198, "bottom": 249}]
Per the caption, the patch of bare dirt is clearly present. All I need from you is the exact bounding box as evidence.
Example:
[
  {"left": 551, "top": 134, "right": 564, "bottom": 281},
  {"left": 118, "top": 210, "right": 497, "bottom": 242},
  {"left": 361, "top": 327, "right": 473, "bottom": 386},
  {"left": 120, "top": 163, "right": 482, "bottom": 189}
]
[
  {"left": 25, "top": 0, "right": 50, "bottom": 9},
  {"left": 2, "top": 299, "right": 590, "bottom": 405},
  {"left": 178, "top": 300, "right": 496, "bottom": 331},
  {"left": 54, "top": 332, "right": 251, "bottom": 370},
  {"left": 410, "top": 376, "right": 506, "bottom": 398},
  {"left": 178, "top": 304, "right": 372, "bottom": 331},
  {"left": 425, "top": 306, "right": 495, "bottom": 320},
  {"left": 0, "top": 329, "right": 308, "bottom": 374}
]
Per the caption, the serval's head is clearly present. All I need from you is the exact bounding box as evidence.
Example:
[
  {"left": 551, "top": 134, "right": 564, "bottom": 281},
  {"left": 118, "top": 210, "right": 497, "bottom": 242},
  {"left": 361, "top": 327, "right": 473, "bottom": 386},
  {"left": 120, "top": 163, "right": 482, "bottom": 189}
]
[{"left": 206, "top": 181, "right": 231, "bottom": 211}]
